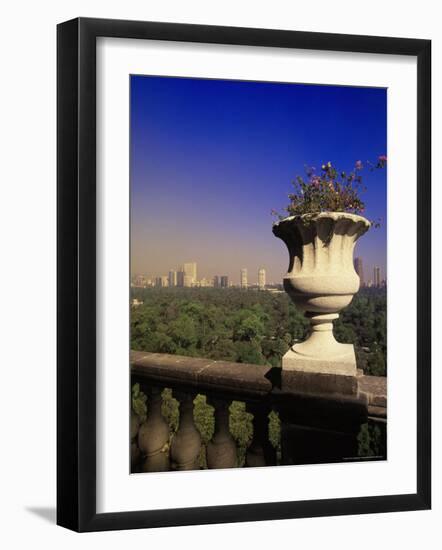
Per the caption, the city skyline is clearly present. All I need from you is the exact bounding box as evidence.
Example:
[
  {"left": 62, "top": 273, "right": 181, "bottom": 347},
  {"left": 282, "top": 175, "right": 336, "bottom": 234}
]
[
  {"left": 353, "top": 257, "right": 386, "bottom": 288},
  {"left": 131, "top": 76, "right": 387, "bottom": 282},
  {"left": 132, "top": 264, "right": 271, "bottom": 287},
  {"left": 132, "top": 258, "right": 386, "bottom": 288}
]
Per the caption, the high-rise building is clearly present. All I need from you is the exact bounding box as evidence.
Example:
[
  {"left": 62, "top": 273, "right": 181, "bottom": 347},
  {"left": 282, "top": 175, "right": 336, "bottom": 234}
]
[
  {"left": 220, "top": 275, "right": 229, "bottom": 288},
  {"left": 373, "top": 266, "right": 381, "bottom": 288},
  {"left": 258, "top": 268, "right": 266, "bottom": 290},
  {"left": 161, "top": 275, "right": 169, "bottom": 287},
  {"left": 240, "top": 268, "right": 248, "bottom": 289},
  {"left": 213, "top": 275, "right": 220, "bottom": 288},
  {"left": 176, "top": 270, "right": 185, "bottom": 287},
  {"left": 354, "top": 257, "right": 364, "bottom": 287},
  {"left": 168, "top": 270, "right": 177, "bottom": 288},
  {"left": 183, "top": 262, "right": 197, "bottom": 287},
  {"left": 155, "top": 276, "right": 162, "bottom": 288},
  {"left": 133, "top": 274, "right": 148, "bottom": 287}
]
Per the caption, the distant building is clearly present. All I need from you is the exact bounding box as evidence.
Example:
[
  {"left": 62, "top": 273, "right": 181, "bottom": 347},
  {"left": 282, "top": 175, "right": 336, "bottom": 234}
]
[
  {"left": 240, "top": 268, "right": 248, "bottom": 289},
  {"left": 132, "top": 274, "right": 148, "bottom": 288},
  {"left": 168, "top": 270, "right": 177, "bottom": 288},
  {"left": 354, "top": 257, "right": 364, "bottom": 287},
  {"left": 183, "top": 262, "right": 197, "bottom": 287},
  {"left": 176, "top": 270, "right": 185, "bottom": 287},
  {"left": 213, "top": 275, "right": 220, "bottom": 288},
  {"left": 154, "top": 276, "right": 169, "bottom": 288},
  {"left": 220, "top": 275, "right": 229, "bottom": 288},
  {"left": 258, "top": 268, "right": 266, "bottom": 290},
  {"left": 373, "top": 266, "right": 381, "bottom": 288}
]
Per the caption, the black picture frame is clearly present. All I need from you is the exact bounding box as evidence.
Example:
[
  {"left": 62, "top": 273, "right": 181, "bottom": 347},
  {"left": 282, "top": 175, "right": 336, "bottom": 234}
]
[{"left": 57, "top": 17, "right": 431, "bottom": 532}]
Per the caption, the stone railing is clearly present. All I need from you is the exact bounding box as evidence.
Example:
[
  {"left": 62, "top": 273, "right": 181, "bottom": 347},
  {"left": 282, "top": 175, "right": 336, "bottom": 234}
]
[{"left": 130, "top": 350, "right": 387, "bottom": 472}]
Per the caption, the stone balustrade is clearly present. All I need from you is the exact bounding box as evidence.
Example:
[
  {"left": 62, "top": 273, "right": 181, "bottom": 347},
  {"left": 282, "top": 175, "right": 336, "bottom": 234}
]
[{"left": 130, "top": 350, "right": 387, "bottom": 472}]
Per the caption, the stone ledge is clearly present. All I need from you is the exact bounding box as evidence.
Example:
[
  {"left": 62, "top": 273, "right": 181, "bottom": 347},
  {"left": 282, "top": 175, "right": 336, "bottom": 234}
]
[
  {"left": 131, "top": 350, "right": 273, "bottom": 398},
  {"left": 272, "top": 388, "right": 368, "bottom": 433},
  {"left": 130, "top": 351, "right": 388, "bottom": 416},
  {"left": 359, "top": 374, "right": 387, "bottom": 408},
  {"left": 368, "top": 405, "right": 387, "bottom": 419},
  {"left": 280, "top": 369, "right": 359, "bottom": 396}
]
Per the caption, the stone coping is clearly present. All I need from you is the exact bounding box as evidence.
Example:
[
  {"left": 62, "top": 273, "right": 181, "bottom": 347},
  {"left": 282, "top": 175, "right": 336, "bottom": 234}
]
[
  {"left": 130, "top": 350, "right": 387, "bottom": 409},
  {"left": 131, "top": 350, "right": 273, "bottom": 398},
  {"left": 358, "top": 375, "right": 387, "bottom": 408}
]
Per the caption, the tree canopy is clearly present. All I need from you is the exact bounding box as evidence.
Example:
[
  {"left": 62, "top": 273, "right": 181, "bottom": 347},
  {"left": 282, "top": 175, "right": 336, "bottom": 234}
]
[{"left": 131, "top": 287, "right": 386, "bottom": 376}]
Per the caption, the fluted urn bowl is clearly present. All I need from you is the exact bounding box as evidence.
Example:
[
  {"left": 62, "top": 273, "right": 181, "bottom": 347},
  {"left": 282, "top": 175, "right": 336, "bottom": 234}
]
[{"left": 273, "top": 212, "right": 370, "bottom": 364}]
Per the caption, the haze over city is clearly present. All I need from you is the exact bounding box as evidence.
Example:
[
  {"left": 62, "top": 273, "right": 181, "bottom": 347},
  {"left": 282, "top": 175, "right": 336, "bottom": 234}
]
[{"left": 130, "top": 76, "right": 387, "bottom": 284}]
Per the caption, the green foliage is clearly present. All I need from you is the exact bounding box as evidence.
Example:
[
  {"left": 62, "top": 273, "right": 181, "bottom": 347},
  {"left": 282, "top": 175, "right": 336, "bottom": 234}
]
[
  {"left": 131, "top": 287, "right": 386, "bottom": 464},
  {"left": 131, "top": 383, "right": 147, "bottom": 422},
  {"left": 337, "top": 287, "right": 387, "bottom": 376},
  {"left": 161, "top": 388, "right": 179, "bottom": 433},
  {"left": 131, "top": 287, "right": 386, "bottom": 375},
  {"left": 358, "top": 421, "right": 386, "bottom": 458},
  {"left": 268, "top": 410, "right": 281, "bottom": 459}
]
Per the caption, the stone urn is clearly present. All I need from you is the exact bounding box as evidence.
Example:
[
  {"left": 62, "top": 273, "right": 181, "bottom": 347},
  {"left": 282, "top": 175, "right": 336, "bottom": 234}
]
[{"left": 273, "top": 212, "right": 370, "bottom": 381}]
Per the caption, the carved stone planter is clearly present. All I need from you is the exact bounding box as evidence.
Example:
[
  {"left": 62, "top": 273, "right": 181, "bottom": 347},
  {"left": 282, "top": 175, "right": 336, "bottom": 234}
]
[{"left": 273, "top": 212, "right": 370, "bottom": 384}]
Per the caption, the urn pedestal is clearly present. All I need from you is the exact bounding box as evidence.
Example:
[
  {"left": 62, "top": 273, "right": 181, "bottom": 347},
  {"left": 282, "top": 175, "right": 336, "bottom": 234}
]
[{"left": 273, "top": 212, "right": 370, "bottom": 395}]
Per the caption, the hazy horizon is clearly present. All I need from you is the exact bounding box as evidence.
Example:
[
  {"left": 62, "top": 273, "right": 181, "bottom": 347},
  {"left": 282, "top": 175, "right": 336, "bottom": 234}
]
[{"left": 130, "top": 76, "right": 387, "bottom": 285}]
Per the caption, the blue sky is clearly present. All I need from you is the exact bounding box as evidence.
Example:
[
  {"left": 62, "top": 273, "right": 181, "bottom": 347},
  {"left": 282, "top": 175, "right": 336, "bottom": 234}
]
[{"left": 130, "top": 75, "right": 387, "bottom": 285}]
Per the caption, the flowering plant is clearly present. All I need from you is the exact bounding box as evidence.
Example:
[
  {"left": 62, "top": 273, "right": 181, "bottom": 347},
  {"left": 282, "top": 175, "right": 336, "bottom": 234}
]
[{"left": 273, "top": 156, "right": 387, "bottom": 225}]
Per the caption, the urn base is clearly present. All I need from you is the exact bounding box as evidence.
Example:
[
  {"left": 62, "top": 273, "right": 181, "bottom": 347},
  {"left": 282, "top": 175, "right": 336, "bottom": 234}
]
[
  {"left": 282, "top": 343, "right": 356, "bottom": 376},
  {"left": 281, "top": 345, "right": 358, "bottom": 396}
]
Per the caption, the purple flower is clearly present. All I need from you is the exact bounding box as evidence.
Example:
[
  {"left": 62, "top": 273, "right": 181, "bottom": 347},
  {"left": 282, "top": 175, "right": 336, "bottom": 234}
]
[
  {"left": 275, "top": 157, "right": 385, "bottom": 223},
  {"left": 310, "top": 175, "right": 321, "bottom": 187}
]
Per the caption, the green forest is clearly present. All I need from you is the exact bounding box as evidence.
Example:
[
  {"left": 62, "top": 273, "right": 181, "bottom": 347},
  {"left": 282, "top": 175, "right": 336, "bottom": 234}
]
[
  {"left": 130, "top": 286, "right": 386, "bottom": 376},
  {"left": 130, "top": 286, "right": 387, "bottom": 464}
]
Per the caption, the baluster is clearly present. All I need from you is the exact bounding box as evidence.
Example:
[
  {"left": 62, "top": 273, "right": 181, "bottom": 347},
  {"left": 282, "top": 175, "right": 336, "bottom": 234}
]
[
  {"left": 170, "top": 392, "right": 201, "bottom": 470},
  {"left": 138, "top": 387, "right": 170, "bottom": 472},
  {"left": 245, "top": 403, "right": 276, "bottom": 467},
  {"left": 130, "top": 410, "right": 141, "bottom": 470},
  {"left": 206, "top": 398, "right": 237, "bottom": 469}
]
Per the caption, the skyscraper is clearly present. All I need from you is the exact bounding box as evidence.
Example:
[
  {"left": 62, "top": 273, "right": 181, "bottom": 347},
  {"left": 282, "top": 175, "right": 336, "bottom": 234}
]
[
  {"left": 213, "top": 275, "right": 220, "bottom": 288},
  {"left": 373, "top": 266, "right": 381, "bottom": 288},
  {"left": 354, "top": 257, "right": 364, "bottom": 287},
  {"left": 183, "top": 262, "right": 197, "bottom": 287},
  {"left": 220, "top": 275, "right": 229, "bottom": 288},
  {"left": 176, "top": 270, "right": 184, "bottom": 287},
  {"left": 168, "top": 270, "right": 177, "bottom": 288},
  {"left": 258, "top": 268, "right": 266, "bottom": 290},
  {"left": 240, "top": 268, "right": 248, "bottom": 289}
]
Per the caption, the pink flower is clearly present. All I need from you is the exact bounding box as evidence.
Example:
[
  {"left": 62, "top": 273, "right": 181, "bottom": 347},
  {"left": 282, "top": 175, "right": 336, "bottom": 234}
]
[
  {"left": 378, "top": 155, "right": 387, "bottom": 162},
  {"left": 310, "top": 175, "right": 321, "bottom": 187},
  {"left": 355, "top": 160, "right": 363, "bottom": 170}
]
